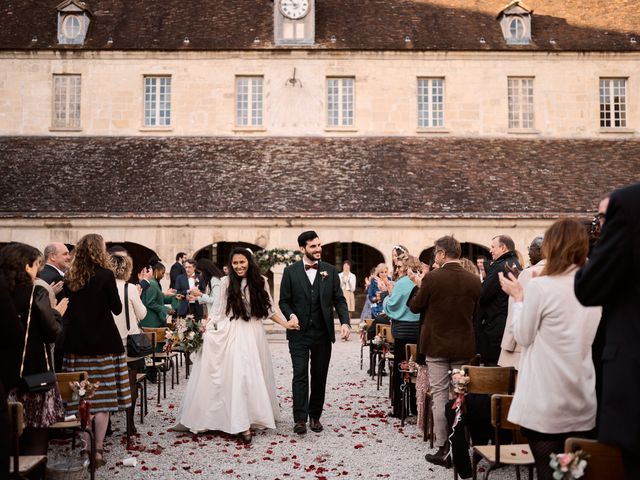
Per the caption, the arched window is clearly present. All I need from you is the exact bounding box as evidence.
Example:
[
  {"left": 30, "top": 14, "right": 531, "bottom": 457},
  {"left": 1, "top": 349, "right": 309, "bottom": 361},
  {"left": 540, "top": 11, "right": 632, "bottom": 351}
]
[{"left": 509, "top": 17, "right": 525, "bottom": 41}]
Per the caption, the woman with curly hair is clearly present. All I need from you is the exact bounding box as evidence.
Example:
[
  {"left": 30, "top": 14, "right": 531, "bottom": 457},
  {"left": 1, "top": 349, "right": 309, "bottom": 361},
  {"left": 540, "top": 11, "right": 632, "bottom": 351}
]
[
  {"left": 176, "top": 248, "right": 299, "bottom": 443},
  {"left": 1, "top": 242, "right": 67, "bottom": 456},
  {"left": 63, "top": 234, "right": 130, "bottom": 467}
]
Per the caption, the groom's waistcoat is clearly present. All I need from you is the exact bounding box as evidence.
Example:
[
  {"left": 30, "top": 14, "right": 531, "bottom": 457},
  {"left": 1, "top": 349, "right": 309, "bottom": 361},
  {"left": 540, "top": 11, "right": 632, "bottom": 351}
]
[{"left": 308, "top": 273, "right": 325, "bottom": 331}]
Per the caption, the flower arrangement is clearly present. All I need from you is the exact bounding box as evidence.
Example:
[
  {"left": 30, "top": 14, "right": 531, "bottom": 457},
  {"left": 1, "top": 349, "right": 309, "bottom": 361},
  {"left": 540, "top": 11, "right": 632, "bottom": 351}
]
[
  {"left": 399, "top": 358, "right": 418, "bottom": 373},
  {"left": 255, "top": 248, "right": 302, "bottom": 274},
  {"left": 549, "top": 451, "right": 590, "bottom": 479},
  {"left": 319, "top": 271, "right": 328, "bottom": 279},
  {"left": 69, "top": 379, "right": 100, "bottom": 401},
  {"left": 164, "top": 315, "right": 204, "bottom": 354},
  {"left": 450, "top": 368, "right": 470, "bottom": 395},
  {"left": 372, "top": 334, "right": 384, "bottom": 346}
]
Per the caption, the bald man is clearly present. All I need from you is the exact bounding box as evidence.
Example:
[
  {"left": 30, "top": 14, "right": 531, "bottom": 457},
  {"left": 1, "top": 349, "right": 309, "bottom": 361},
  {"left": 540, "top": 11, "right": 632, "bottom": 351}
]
[
  {"left": 39, "top": 243, "right": 70, "bottom": 371},
  {"left": 39, "top": 242, "right": 70, "bottom": 303}
]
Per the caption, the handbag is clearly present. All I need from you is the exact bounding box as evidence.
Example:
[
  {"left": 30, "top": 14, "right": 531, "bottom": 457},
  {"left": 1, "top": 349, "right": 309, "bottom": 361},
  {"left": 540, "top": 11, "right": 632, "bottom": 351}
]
[
  {"left": 125, "top": 282, "right": 154, "bottom": 357},
  {"left": 20, "top": 286, "right": 57, "bottom": 393}
]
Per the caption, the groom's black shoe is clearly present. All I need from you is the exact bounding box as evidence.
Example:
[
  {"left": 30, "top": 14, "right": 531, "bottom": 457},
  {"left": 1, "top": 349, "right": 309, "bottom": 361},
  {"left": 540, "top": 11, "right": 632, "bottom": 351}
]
[
  {"left": 309, "top": 418, "right": 323, "bottom": 433},
  {"left": 294, "top": 420, "right": 307, "bottom": 435}
]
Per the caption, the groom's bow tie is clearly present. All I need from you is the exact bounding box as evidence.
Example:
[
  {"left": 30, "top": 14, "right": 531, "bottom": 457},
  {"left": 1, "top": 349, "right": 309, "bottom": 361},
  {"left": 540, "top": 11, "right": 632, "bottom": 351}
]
[{"left": 305, "top": 263, "right": 319, "bottom": 271}]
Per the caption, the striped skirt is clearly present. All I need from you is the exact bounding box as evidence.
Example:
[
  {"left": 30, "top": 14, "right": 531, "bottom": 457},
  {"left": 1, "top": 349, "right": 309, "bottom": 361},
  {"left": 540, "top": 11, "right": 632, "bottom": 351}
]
[{"left": 62, "top": 353, "right": 132, "bottom": 414}]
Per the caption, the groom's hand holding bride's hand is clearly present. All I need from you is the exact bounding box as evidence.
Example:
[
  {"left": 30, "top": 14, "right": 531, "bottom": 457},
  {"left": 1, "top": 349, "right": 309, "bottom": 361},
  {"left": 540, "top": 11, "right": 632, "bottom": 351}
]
[{"left": 286, "top": 315, "right": 300, "bottom": 330}]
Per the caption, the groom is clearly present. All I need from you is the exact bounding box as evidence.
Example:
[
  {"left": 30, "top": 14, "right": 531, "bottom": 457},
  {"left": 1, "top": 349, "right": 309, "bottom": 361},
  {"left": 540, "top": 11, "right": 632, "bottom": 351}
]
[{"left": 279, "top": 231, "right": 351, "bottom": 434}]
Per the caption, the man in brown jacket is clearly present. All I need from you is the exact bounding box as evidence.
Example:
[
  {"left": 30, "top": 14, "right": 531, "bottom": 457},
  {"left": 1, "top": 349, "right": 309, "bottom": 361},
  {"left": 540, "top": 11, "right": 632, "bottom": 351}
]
[{"left": 409, "top": 235, "right": 481, "bottom": 466}]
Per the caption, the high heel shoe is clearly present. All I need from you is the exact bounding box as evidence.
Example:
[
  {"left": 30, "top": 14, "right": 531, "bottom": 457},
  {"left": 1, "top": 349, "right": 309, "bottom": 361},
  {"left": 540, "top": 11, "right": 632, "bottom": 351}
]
[{"left": 239, "top": 430, "right": 252, "bottom": 444}]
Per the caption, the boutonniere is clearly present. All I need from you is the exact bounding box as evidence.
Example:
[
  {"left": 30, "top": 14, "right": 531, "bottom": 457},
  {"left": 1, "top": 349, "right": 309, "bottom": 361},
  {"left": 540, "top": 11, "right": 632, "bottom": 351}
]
[{"left": 320, "top": 271, "right": 328, "bottom": 279}]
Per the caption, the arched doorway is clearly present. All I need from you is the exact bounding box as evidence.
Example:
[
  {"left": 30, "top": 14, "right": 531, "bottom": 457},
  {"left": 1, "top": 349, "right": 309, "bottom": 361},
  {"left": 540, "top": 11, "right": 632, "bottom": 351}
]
[
  {"left": 195, "top": 241, "right": 271, "bottom": 293},
  {"left": 106, "top": 241, "right": 160, "bottom": 282},
  {"left": 322, "top": 241, "right": 385, "bottom": 317},
  {"left": 194, "top": 241, "right": 264, "bottom": 270},
  {"left": 419, "top": 242, "right": 490, "bottom": 269}
]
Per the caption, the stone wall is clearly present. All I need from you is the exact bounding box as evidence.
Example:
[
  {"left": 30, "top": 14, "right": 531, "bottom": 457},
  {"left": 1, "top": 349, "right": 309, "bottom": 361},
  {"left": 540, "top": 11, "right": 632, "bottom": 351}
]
[{"left": 0, "top": 50, "right": 637, "bottom": 138}]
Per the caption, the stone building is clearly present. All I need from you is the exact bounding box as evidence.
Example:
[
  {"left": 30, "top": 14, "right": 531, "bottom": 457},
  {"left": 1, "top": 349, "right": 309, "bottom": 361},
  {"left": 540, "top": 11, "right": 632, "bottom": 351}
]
[{"left": 1, "top": 0, "right": 639, "bottom": 307}]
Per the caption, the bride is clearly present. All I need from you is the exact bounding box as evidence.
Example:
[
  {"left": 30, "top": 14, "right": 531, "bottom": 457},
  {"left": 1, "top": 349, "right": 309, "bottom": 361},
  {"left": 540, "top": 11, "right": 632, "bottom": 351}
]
[{"left": 175, "top": 248, "right": 299, "bottom": 443}]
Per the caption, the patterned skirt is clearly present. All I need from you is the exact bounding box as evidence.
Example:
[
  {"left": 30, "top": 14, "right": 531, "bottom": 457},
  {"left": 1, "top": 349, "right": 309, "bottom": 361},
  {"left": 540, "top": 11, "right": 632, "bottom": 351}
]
[
  {"left": 62, "top": 353, "right": 132, "bottom": 414},
  {"left": 8, "top": 385, "right": 65, "bottom": 428},
  {"left": 416, "top": 364, "right": 431, "bottom": 432}
]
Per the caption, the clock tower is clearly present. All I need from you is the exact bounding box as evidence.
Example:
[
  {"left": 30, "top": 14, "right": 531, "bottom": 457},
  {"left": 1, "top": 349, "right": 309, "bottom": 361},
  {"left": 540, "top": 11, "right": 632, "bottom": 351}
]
[{"left": 274, "top": 0, "right": 315, "bottom": 45}]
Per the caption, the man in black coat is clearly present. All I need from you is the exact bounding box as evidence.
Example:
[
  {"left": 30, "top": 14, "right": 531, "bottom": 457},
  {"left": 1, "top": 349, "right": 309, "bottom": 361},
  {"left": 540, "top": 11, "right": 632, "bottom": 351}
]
[
  {"left": 170, "top": 252, "right": 187, "bottom": 290},
  {"left": 476, "top": 235, "right": 521, "bottom": 366},
  {"left": 39, "top": 242, "right": 70, "bottom": 370},
  {"left": 279, "top": 231, "right": 351, "bottom": 435},
  {"left": 39, "top": 242, "right": 70, "bottom": 303},
  {"left": 575, "top": 183, "right": 640, "bottom": 479}
]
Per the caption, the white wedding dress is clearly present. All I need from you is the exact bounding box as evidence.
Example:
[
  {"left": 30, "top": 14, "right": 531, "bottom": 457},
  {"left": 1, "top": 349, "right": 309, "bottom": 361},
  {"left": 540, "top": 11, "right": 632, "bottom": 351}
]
[{"left": 175, "top": 276, "right": 282, "bottom": 434}]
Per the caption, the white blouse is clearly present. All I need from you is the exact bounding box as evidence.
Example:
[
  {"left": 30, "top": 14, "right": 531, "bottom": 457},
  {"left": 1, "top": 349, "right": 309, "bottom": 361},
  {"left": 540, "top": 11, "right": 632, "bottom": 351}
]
[
  {"left": 507, "top": 269, "right": 601, "bottom": 434},
  {"left": 113, "top": 280, "right": 147, "bottom": 345},
  {"left": 197, "top": 276, "right": 222, "bottom": 319}
]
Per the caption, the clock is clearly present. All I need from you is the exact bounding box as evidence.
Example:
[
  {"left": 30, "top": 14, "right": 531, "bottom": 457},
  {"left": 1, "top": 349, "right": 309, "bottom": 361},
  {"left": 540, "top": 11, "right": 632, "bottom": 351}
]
[{"left": 278, "top": 0, "right": 310, "bottom": 20}]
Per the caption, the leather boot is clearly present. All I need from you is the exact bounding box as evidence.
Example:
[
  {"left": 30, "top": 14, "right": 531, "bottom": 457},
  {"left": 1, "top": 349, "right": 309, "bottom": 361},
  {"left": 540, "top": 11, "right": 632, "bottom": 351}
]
[{"left": 425, "top": 444, "right": 452, "bottom": 468}]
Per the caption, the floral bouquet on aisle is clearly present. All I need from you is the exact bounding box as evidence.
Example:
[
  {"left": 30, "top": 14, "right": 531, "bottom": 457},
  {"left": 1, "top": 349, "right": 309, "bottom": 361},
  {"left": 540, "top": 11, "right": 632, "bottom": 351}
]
[
  {"left": 164, "top": 315, "right": 203, "bottom": 354},
  {"left": 69, "top": 379, "right": 100, "bottom": 401},
  {"left": 549, "top": 450, "right": 590, "bottom": 479}
]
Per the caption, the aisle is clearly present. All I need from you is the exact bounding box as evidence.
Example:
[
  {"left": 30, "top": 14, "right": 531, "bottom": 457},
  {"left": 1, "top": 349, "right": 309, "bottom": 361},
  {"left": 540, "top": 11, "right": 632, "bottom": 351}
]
[{"left": 49, "top": 337, "right": 517, "bottom": 479}]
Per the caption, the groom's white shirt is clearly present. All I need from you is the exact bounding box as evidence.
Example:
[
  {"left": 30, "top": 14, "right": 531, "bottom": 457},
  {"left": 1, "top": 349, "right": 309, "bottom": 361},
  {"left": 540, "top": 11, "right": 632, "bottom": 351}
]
[{"left": 303, "top": 258, "right": 318, "bottom": 284}]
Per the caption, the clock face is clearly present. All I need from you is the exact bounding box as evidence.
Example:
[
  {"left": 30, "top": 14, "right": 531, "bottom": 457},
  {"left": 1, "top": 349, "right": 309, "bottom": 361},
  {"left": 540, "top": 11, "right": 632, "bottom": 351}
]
[{"left": 279, "top": 0, "right": 310, "bottom": 20}]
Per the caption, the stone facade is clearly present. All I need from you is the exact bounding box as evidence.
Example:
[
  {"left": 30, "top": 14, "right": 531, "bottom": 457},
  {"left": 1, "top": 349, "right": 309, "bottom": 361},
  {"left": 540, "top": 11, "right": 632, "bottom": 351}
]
[
  {"left": 1, "top": 0, "right": 640, "bottom": 314},
  {"left": 0, "top": 50, "right": 638, "bottom": 138}
]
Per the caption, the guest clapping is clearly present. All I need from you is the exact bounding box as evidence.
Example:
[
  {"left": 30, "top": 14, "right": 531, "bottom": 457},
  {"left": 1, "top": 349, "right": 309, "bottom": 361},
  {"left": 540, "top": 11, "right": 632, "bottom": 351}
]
[{"left": 500, "top": 219, "right": 601, "bottom": 480}]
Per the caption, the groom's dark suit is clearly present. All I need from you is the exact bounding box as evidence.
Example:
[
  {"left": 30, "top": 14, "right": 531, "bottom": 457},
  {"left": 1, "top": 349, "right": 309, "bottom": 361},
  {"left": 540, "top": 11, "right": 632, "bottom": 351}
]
[{"left": 279, "top": 260, "right": 350, "bottom": 422}]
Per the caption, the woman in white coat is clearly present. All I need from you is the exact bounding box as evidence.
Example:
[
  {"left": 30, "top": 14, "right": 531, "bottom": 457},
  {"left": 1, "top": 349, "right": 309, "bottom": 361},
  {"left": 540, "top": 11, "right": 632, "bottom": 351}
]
[{"left": 499, "top": 219, "right": 601, "bottom": 480}]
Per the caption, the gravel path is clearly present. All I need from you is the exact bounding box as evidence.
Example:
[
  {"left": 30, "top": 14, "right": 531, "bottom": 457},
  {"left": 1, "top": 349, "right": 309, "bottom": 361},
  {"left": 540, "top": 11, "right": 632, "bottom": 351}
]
[{"left": 49, "top": 336, "right": 522, "bottom": 479}]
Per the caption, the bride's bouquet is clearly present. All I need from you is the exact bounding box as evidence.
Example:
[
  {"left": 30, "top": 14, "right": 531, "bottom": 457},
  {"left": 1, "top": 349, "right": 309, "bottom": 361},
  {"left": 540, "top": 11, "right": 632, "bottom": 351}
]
[{"left": 164, "top": 315, "right": 204, "bottom": 354}]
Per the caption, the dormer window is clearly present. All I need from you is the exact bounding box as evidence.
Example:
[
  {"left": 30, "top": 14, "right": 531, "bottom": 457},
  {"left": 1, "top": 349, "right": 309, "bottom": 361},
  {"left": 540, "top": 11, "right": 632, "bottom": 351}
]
[
  {"left": 498, "top": 1, "right": 532, "bottom": 45},
  {"left": 62, "top": 15, "right": 82, "bottom": 40},
  {"left": 57, "top": 0, "right": 91, "bottom": 45}
]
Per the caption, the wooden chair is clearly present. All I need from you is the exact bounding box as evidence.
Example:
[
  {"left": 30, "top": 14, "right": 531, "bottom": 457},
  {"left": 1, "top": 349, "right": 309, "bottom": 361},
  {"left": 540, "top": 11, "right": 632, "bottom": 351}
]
[
  {"left": 135, "top": 372, "right": 148, "bottom": 422},
  {"left": 8, "top": 402, "right": 47, "bottom": 480},
  {"left": 360, "top": 318, "right": 373, "bottom": 370},
  {"left": 50, "top": 371, "right": 96, "bottom": 480},
  {"left": 399, "top": 343, "right": 417, "bottom": 427},
  {"left": 126, "top": 356, "right": 148, "bottom": 424},
  {"left": 450, "top": 365, "right": 516, "bottom": 480},
  {"left": 139, "top": 330, "right": 163, "bottom": 405},
  {"left": 464, "top": 365, "right": 516, "bottom": 395},
  {"left": 472, "top": 394, "right": 534, "bottom": 480},
  {"left": 142, "top": 328, "right": 180, "bottom": 401},
  {"left": 375, "top": 324, "right": 394, "bottom": 391},
  {"left": 564, "top": 437, "right": 625, "bottom": 480}
]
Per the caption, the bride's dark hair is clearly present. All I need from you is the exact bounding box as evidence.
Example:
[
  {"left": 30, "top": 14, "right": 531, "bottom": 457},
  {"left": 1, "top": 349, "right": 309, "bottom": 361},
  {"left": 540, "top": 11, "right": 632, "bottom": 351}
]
[{"left": 225, "top": 247, "right": 271, "bottom": 321}]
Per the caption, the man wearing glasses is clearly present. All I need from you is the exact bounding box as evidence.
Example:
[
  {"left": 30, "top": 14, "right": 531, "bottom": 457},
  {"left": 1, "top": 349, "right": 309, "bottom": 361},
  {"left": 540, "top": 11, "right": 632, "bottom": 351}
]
[{"left": 409, "top": 236, "right": 481, "bottom": 466}]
